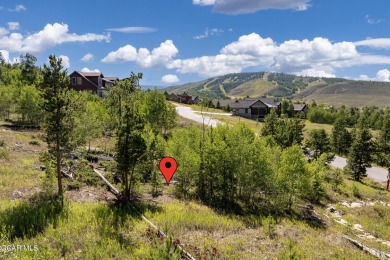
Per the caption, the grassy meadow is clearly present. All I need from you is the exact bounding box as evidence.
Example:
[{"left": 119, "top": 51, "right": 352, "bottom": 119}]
[{"left": 0, "top": 118, "right": 389, "bottom": 259}]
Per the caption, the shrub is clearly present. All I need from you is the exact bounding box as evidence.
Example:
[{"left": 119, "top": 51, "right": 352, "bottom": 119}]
[
  {"left": 352, "top": 184, "right": 362, "bottom": 199},
  {"left": 29, "top": 140, "right": 40, "bottom": 146},
  {"left": 85, "top": 154, "right": 99, "bottom": 163},
  {"left": 0, "top": 148, "right": 9, "bottom": 159},
  {"left": 67, "top": 181, "right": 81, "bottom": 191},
  {"left": 0, "top": 140, "right": 5, "bottom": 147}
]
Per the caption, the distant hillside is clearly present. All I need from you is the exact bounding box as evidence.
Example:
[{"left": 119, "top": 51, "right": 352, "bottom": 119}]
[{"left": 164, "top": 72, "right": 390, "bottom": 107}]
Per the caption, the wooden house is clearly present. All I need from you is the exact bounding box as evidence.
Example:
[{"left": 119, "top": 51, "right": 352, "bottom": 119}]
[
  {"left": 68, "top": 71, "right": 118, "bottom": 97},
  {"left": 230, "top": 98, "right": 280, "bottom": 120}
]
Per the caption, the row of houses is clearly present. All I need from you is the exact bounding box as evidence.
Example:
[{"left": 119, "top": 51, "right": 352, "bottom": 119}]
[
  {"left": 166, "top": 92, "right": 200, "bottom": 104},
  {"left": 209, "top": 98, "right": 308, "bottom": 120}
]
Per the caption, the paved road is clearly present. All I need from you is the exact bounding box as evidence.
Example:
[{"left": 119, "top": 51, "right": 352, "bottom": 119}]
[
  {"left": 330, "top": 156, "right": 388, "bottom": 182},
  {"left": 175, "top": 105, "right": 225, "bottom": 128},
  {"left": 193, "top": 111, "right": 232, "bottom": 116},
  {"left": 176, "top": 104, "right": 389, "bottom": 183}
]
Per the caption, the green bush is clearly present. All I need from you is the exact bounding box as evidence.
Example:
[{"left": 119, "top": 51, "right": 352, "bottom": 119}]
[
  {"left": 0, "top": 140, "right": 5, "bottom": 147},
  {"left": 0, "top": 147, "right": 9, "bottom": 159},
  {"left": 67, "top": 181, "right": 81, "bottom": 191},
  {"left": 29, "top": 140, "right": 40, "bottom": 146}
]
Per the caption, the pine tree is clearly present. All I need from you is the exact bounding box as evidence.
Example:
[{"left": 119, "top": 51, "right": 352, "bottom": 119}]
[
  {"left": 262, "top": 109, "right": 278, "bottom": 137},
  {"left": 39, "top": 55, "right": 73, "bottom": 204},
  {"left": 347, "top": 125, "right": 373, "bottom": 181},
  {"left": 306, "top": 129, "right": 331, "bottom": 160},
  {"left": 331, "top": 118, "right": 352, "bottom": 155}
]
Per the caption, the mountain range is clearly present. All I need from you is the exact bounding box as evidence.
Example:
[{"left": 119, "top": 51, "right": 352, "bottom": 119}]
[{"left": 164, "top": 72, "right": 390, "bottom": 107}]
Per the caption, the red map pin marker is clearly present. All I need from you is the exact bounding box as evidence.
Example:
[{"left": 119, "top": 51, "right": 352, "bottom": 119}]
[{"left": 159, "top": 157, "right": 177, "bottom": 184}]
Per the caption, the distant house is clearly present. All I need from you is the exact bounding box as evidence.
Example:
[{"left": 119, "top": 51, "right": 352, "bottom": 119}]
[
  {"left": 231, "top": 98, "right": 280, "bottom": 120},
  {"left": 166, "top": 92, "right": 200, "bottom": 104},
  {"left": 68, "top": 71, "right": 118, "bottom": 97},
  {"left": 293, "top": 104, "right": 309, "bottom": 118},
  {"left": 208, "top": 99, "right": 238, "bottom": 110}
]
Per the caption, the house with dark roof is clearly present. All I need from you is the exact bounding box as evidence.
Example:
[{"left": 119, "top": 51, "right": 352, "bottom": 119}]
[
  {"left": 293, "top": 104, "right": 309, "bottom": 118},
  {"left": 68, "top": 71, "right": 119, "bottom": 97},
  {"left": 208, "top": 99, "right": 238, "bottom": 110},
  {"left": 230, "top": 97, "right": 280, "bottom": 120}
]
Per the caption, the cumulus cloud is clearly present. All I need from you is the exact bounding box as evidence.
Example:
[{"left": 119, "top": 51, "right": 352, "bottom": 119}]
[
  {"left": 102, "top": 40, "right": 178, "bottom": 69},
  {"left": 194, "top": 28, "right": 224, "bottom": 39},
  {"left": 359, "top": 69, "right": 390, "bottom": 82},
  {"left": 0, "top": 50, "right": 10, "bottom": 62},
  {"left": 0, "top": 27, "right": 8, "bottom": 36},
  {"left": 59, "top": 55, "right": 70, "bottom": 69},
  {"left": 101, "top": 44, "right": 137, "bottom": 63},
  {"left": 8, "top": 22, "right": 19, "bottom": 31},
  {"left": 355, "top": 38, "right": 390, "bottom": 49},
  {"left": 171, "top": 33, "right": 359, "bottom": 77},
  {"left": 161, "top": 74, "right": 180, "bottom": 84},
  {"left": 0, "top": 23, "right": 110, "bottom": 54},
  {"left": 106, "top": 27, "right": 157, "bottom": 33},
  {"left": 193, "top": 0, "right": 311, "bottom": 14},
  {"left": 81, "top": 67, "right": 100, "bottom": 73},
  {"left": 81, "top": 53, "right": 94, "bottom": 62}
]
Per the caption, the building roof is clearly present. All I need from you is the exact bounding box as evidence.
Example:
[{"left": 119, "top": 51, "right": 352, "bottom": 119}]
[
  {"left": 79, "top": 71, "right": 104, "bottom": 78},
  {"left": 293, "top": 104, "right": 307, "bottom": 111},
  {"left": 104, "top": 77, "right": 119, "bottom": 81},
  {"left": 231, "top": 98, "right": 278, "bottom": 109}
]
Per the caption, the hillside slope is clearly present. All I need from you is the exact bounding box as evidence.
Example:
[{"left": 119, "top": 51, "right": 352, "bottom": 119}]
[{"left": 165, "top": 72, "right": 390, "bottom": 107}]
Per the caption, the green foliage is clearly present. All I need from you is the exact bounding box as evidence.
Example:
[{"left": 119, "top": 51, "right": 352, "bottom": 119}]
[
  {"left": 306, "top": 129, "right": 332, "bottom": 160},
  {"left": 148, "top": 233, "right": 181, "bottom": 260},
  {"left": 19, "top": 53, "right": 39, "bottom": 85},
  {"left": 331, "top": 118, "right": 352, "bottom": 155},
  {"left": 29, "top": 140, "right": 40, "bottom": 146},
  {"left": 330, "top": 169, "right": 343, "bottom": 191},
  {"left": 347, "top": 125, "right": 373, "bottom": 181},
  {"left": 262, "top": 111, "right": 305, "bottom": 149},
  {"left": 0, "top": 192, "right": 68, "bottom": 241},
  {"left": 0, "top": 140, "right": 5, "bottom": 147},
  {"left": 264, "top": 215, "right": 277, "bottom": 239},
  {"left": 0, "top": 147, "right": 9, "bottom": 159},
  {"left": 39, "top": 55, "right": 73, "bottom": 201}
]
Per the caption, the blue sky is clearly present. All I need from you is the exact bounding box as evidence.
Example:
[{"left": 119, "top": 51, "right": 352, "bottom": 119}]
[{"left": 1, "top": 0, "right": 390, "bottom": 86}]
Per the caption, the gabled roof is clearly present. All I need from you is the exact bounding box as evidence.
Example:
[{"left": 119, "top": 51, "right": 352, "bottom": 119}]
[
  {"left": 104, "top": 77, "right": 119, "bottom": 81},
  {"left": 70, "top": 71, "right": 99, "bottom": 89},
  {"left": 231, "top": 98, "right": 278, "bottom": 109},
  {"left": 230, "top": 100, "right": 258, "bottom": 109},
  {"left": 245, "top": 98, "right": 278, "bottom": 108},
  {"left": 79, "top": 71, "right": 104, "bottom": 78},
  {"left": 191, "top": 96, "right": 199, "bottom": 101},
  {"left": 293, "top": 104, "right": 307, "bottom": 111}
]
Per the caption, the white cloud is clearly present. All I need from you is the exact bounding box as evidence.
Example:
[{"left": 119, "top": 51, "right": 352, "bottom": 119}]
[
  {"left": 0, "top": 50, "right": 10, "bottom": 63},
  {"left": 81, "top": 53, "right": 94, "bottom": 62},
  {"left": 0, "top": 23, "right": 110, "bottom": 54},
  {"left": 59, "top": 55, "right": 70, "bottom": 69},
  {"left": 106, "top": 27, "right": 157, "bottom": 33},
  {"left": 355, "top": 38, "right": 390, "bottom": 49},
  {"left": 9, "top": 4, "right": 26, "bottom": 12},
  {"left": 359, "top": 69, "right": 390, "bottom": 82},
  {"left": 192, "top": 0, "right": 216, "bottom": 6},
  {"left": 101, "top": 44, "right": 137, "bottom": 63},
  {"left": 81, "top": 67, "right": 100, "bottom": 73},
  {"left": 161, "top": 74, "right": 180, "bottom": 84},
  {"left": 365, "top": 15, "right": 382, "bottom": 24},
  {"left": 194, "top": 28, "right": 224, "bottom": 39},
  {"left": 193, "top": 0, "right": 311, "bottom": 14},
  {"left": 8, "top": 22, "right": 19, "bottom": 31},
  {"left": 0, "top": 27, "right": 8, "bottom": 36},
  {"left": 170, "top": 33, "right": 360, "bottom": 78},
  {"left": 102, "top": 40, "right": 178, "bottom": 69}
]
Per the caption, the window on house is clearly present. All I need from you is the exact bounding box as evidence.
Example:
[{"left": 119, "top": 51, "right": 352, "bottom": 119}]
[
  {"left": 71, "top": 77, "right": 77, "bottom": 85},
  {"left": 245, "top": 108, "right": 248, "bottom": 113},
  {"left": 77, "top": 77, "right": 82, "bottom": 85}
]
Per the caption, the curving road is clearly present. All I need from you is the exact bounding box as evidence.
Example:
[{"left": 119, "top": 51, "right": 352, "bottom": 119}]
[
  {"left": 175, "top": 104, "right": 227, "bottom": 128},
  {"left": 175, "top": 104, "right": 389, "bottom": 183},
  {"left": 330, "top": 156, "right": 388, "bottom": 182}
]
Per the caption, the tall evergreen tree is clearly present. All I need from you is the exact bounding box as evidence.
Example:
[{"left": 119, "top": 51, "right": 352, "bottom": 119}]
[
  {"left": 331, "top": 118, "right": 352, "bottom": 155},
  {"left": 306, "top": 129, "right": 332, "bottom": 160},
  {"left": 347, "top": 125, "right": 373, "bottom": 181},
  {"left": 39, "top": 55, "right": 73, "bottom": 203},
  {"left": 20, "top": 53, "right": 38, "bottom": 85}
]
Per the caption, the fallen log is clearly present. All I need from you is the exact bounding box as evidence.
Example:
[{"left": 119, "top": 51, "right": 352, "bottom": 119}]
[
  {"left": 344, "top": 235, "right": 390, "bottom": 260},
  {"left": 93, "top": 168, "right": 121, "bottom": 198}
]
